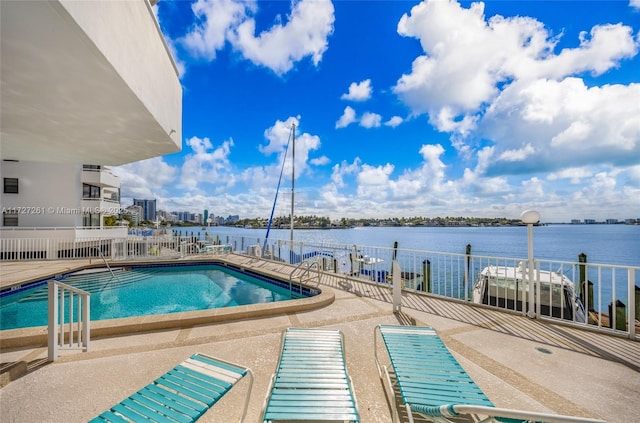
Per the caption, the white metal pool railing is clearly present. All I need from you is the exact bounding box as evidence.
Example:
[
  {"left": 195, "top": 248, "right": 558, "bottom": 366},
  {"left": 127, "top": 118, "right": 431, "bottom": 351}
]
[
  {"left": 48, "top": 280, "right": 90, "bottom": 361},
  {"left": 3, "top": 233, "right": 638, "bottom": 339},
  {"left": 289, "top": 259, "right": 321, "bottom": 294},
  {"left": 220, "top": 235, "right": 639, "bottom": 340}
]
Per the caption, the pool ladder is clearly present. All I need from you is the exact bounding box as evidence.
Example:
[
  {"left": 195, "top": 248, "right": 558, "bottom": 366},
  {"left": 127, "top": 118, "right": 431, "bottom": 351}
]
[
  {"left": 289, "top": 259, "right": 321, "bottom": 295},
  {"left": 92, "top": 247, "right": 121, "bottom": 283}
]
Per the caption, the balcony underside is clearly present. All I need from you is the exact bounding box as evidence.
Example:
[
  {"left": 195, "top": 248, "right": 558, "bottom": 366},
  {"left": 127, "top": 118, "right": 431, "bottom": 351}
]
[{"left": 0, "top": 1, "right": 181, "bottom": 165}]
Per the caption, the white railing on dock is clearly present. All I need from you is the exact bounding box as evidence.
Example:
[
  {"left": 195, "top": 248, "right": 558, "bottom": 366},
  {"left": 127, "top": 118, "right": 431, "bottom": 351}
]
[
  {"left": 218, "top": 234, "right": 639, "bottom": 341},
  {"left": 48, "top": 280, "right": 90, "bottom": 361},
  {"left": 3, "top": 232, "right": 638, "bottom": 340}
]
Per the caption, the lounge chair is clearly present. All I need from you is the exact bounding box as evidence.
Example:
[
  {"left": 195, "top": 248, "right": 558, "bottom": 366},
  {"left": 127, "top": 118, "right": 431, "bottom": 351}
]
[
  {"left": 261, "top": 328, "right": 360, "bottom": 422},
  {"left": 91, "top": 353, "right": 253, "bottom": 423},
  {"left": 374, "top": 325, "right": 606, "bottom": 423}
]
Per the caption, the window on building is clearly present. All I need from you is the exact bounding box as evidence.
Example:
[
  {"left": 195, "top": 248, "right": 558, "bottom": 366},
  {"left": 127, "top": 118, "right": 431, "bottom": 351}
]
[
  {"left": 83, "top": 213, "right": 100, "bottom": 227},
  {"left": 83, "top": 183, "right": 100, "bottom": 199},
  {"left": 3, "top": 178, "right": 18, "bottom": 193},
  {"left": 103, "top": 188, "right": 120, "bottom": 202},
  {"left": 3, "top": 212, "right": 18, "bottom": 226}
]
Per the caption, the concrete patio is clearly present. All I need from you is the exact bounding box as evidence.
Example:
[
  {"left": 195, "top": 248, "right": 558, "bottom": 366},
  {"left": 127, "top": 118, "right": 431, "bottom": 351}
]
[{"left": 1, "top": 256, "right": 639, "bottom": 422}]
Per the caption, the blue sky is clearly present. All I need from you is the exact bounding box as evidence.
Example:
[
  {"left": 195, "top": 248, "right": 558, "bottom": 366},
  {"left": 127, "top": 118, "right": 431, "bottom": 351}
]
[{"left": 114, "top": 0, "right": 640, "bottom": 223}]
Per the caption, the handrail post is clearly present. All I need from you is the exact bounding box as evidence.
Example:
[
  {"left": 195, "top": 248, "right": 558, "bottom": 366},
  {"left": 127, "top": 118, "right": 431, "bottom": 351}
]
[
  {"left": 464, "top": 244, "right": 471, "bottom": 301},
  {"left": 83, "top": 293, "right": 90, "bottom": 351},
  {"left": 47, "top": 281, "right": 58, "bottom": 361},
  {"left": 392, "top": 261, "right": 401, "bottom": 313},
  {"left": 535, "top": 260, "right": 541, "bottom": 319},
  {"left": 629, "top": 269, "right": 636, "bottom": 339}
]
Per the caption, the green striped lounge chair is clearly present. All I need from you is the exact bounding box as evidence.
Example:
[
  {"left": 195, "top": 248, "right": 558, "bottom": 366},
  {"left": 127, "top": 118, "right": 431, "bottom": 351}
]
[
  {"left": 261, "top": 328, "right": 360, "bottom": 422},
  {"left": 374, "top": 325, "right": 606, "bottom": 423},
  {"left": 91, "top": 353, "right": 253, "bottom": 423}
]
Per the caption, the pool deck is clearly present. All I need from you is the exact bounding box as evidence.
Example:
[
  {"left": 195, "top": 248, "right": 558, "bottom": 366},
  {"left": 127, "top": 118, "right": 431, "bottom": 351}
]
[{"left": 1, "top": 255, "right": 639, "bottom": 422}]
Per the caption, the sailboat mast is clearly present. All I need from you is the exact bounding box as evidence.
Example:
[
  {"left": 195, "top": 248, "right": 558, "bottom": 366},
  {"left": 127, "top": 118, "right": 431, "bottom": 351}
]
[{"left": 290, "top": 123, "right": 295, "bottom": 243}]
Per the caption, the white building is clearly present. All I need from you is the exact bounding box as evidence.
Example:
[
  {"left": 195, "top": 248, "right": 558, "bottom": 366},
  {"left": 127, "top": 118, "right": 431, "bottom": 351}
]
[
  {"left": 0, "top": 0, "right": 182, "bottom": 248},
  {"left": 1, "top": 161, "right": 124, "bottom": 238}
]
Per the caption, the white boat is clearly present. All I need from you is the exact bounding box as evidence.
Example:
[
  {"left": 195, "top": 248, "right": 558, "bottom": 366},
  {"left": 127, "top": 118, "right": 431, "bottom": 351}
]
[
  {"left": 357, "top": 255, "right": 384, "bottom": 266},
  {"left": 472, "top": 264, "right": 586, "bottom": 322}
]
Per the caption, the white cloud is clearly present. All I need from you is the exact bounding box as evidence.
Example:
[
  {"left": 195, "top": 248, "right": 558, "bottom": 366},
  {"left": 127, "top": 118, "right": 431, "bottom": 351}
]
[
  {"left": 179, "top": 0, "right": 334, "bottom": 75},
  {"left": 336, "top": 108, "right": 385, "bottom": 129},
  {"left": 231, "top": 0, "right": 335, "bottom": 75},
  {"left": 260, "top": 117, "right": 298, "bottom": 155},
  {"left": 547, "top": 167, "right": 594, "bottom": 184},
  {"left": 393, "top": 0, "right": 638, "bottom": 132},
  {"left": 357, "top": 164, "right": 394, "bottom": 199},
  {"left": 388, "top": 0, "right": 640, "bottom": 201},
  {"left": 331, "top": 158, "right": 361, "bottom": 188},
  {"left": 112, "top": 157, "right": 178, "bottom": 206},
  {"left": 180, "top": 0, "right": 252, "bottom": 60},
  {"left": 310, "top": 156, "right": 331, "bottom": 166},
  {"left": 623, "top": 165, "right": 640, "bottom": 187},
  {"left": 632, "top": 0, "right": 640, "bottom": 10},
  {"left": 258, "top": 116, "right": 321, "bottom": 181},
  {"left": 521, "top": 177, "right": 545, "bottom": 198},
  {"left": 336, "top": 106, "right": 357, "bottom": 128},
  {"left": 135, "top": 1, "right": 640, "bottom": 221},
  {"left": 498, "top": 143, "right": 536, "bottom": 162},
  {"left": 360, "top": 112, "right": 382, "bottom": 128},
  {"left": 340, "top": 79, "right": 372, "bottom": 101},
  {"left": 388, "top": 144, "right": 447, "bottom": 200},
  {"left": 482, "top": 78, "right": 640, "bottom": 175},
  {"left": 529, "top": 24, "right": 639, "bottom": 79},
  {"left": 180, "top": 136, "right": 235, "bottom": 190},
  {"left": 384, "top": 116, "right": 404, "bottom": 127}
]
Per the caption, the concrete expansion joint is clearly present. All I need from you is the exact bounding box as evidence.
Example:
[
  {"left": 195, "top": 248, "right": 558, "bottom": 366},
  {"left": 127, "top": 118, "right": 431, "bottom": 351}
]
[{"left": 441, "top": 335, "right": 599, "bottom": 420}]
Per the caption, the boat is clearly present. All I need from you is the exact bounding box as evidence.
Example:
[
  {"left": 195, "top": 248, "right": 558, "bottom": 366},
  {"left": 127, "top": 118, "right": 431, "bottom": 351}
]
[{"left": 472, "top": 264, "right": 586, "bottom": 323}]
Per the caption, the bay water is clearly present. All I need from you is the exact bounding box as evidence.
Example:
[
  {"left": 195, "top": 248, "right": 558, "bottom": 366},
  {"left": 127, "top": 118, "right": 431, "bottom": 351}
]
[{"left": 183, "top": 224, "right": 639, "bottom": 267}]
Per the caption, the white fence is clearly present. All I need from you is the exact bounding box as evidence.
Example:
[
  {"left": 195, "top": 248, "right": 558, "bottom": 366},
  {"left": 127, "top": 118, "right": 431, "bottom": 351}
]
[
  {"left": 220, "top": 234, "right": 640, "bottom": 340},
  {"left": 0, "top": 235, "right": 184, "bottom": 261},
  {"left": 3, "top": 233, "right": 638, "bottom": 340}
]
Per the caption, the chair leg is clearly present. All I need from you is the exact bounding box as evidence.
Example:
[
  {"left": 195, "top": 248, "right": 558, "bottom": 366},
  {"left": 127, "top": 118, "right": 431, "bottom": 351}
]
[{"left": 383, "top": 366, "right": 400, "bottom": 423}]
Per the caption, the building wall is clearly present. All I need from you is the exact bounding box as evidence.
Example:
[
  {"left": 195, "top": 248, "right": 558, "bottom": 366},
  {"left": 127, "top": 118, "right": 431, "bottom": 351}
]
[
  {"left": 1, "top": 161, "right": 82, "bottom": 227},
  {"left": 61, "top": 0, "right": 182, "bottom": 146}
]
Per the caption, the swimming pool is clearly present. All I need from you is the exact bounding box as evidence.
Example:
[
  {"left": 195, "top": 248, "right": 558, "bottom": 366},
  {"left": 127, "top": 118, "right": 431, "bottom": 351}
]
[{"left": 0, "top": 262, "right": 318, "bottom": 331}]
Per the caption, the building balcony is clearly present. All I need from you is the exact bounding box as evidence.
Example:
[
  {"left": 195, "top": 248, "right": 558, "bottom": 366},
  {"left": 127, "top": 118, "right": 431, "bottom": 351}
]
[
  {"left": 82, "top": 167, "right": 120, "bottom": 188},
  {"left": 81, "top": 198, "right": 122, "bottom": 216},
  {"left": 0, "top": 226, "right": 128, "bottom": 241},
  {"left": 1, "top": 0, "right": 182, "bottom": 165}
]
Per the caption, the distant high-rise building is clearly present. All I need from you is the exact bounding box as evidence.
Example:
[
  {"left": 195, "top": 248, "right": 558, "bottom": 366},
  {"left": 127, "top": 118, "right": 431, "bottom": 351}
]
[
  {"left": 133, "top": 199, "right": 156, "bottom": 221},
  {"left": 204, "top": 209, "right": 209, "bottom": 225}
]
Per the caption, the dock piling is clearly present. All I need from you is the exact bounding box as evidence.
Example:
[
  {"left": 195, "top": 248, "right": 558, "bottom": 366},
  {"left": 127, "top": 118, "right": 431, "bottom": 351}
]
[
  {"left": 422, "top": 259, "right": 431, "bottom": 292},
  {"left": 609, "top": 300, "right": 627, "bottom": 331},
  {"left": 579, "top": 253, "right": 594, "bottom": 310}
]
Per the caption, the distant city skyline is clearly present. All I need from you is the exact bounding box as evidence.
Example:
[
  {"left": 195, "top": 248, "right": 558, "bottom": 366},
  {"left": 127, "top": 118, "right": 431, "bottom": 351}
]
[{"left": 132, "top": 198, "right": 638, "bottom": 226}]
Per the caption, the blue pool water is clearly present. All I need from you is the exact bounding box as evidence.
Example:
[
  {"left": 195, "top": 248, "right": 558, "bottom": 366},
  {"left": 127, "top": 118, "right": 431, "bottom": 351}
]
[{"left": 0, "top": 263, "right": 312, "bottom": 331}]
